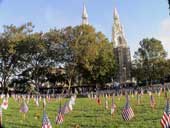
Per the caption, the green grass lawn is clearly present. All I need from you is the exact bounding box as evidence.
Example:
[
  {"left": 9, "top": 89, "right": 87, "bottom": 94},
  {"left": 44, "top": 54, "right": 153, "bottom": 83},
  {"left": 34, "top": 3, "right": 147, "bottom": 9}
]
[{"left": 1, "top": 93, "right": 168, "bottom": 128}]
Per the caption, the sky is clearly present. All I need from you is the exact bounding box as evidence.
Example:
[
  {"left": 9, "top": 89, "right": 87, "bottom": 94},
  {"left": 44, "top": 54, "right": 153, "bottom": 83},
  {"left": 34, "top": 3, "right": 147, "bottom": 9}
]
[{"left": 0, "top": 0, "right": 169, "bottom": 58}]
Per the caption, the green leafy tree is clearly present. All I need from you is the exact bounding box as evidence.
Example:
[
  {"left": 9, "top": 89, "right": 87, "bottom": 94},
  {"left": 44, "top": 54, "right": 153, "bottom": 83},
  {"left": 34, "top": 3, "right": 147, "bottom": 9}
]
[
  {"left": 133, "top": 38, "right": 167, "bottom": 85},
  {"left": 0, "top": 23, "right": 33, "bottom": 93},
  {"left": 15, "top": 33, "right": 50, "bottom": 92},
  {"left": 62, "top": 25, "right": 116, "bottom": 89}
]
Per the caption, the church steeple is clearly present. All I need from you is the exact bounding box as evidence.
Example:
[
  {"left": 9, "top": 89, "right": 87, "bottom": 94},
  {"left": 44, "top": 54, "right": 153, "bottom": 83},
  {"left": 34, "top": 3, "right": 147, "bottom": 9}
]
[
  {"left": 114, "top": 8, "right": 120, "bottom": 22},
  {"left": 82, "top": 3, "right": 89, "bottom": 25},
  {"left": 112, "top": 8, "right": 131, "bottom": 84},
  {"left": 112, "top": 8, "right": 127, "bottom": 48}
]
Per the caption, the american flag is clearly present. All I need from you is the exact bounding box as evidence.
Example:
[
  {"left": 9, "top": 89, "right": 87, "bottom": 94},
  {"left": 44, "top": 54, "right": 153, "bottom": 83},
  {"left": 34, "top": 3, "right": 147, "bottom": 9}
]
[
  {"left": 42, "top": 111, "right": 52, "bottom": 128},
  {"left": 150, "top": 95, "right": 156, "bottom": 108},
  {"left": 20, "top": 100, "right": 29, "bottom": 113},
  {"left": 161, "top": 99, "right": 170, "bottom": 128},
  {"left": 56, "top": 104, "right": 64, "bottom": 125},
  {"left": 61, "top": 101, "right": 71, "bottom": 114},
  {"left": 111, "top": 95, "right": 116, "bottom": 115},
  {"left": 0, "top": 106, "right": 2, "bottom": 127},
  {"left": 97, "top": 96, "right": 101, "bottom": 105},
  {"left": 137, "top": 93, "right": 141, "bottom": 105},
  {"left": 34, "top": 97, "right": 39, "bottom": 107},
  {"left": 43, "top": 98, "right": 46, "bottom": 109},
  {"left": 1, "top": 98, "right": 8, "bottom": 110},
  {"left": 122, "top": 96, "right": 134, "bottom": 121},
  {"left": 105, "top": 98, "right": 108, "bottom": 109}
]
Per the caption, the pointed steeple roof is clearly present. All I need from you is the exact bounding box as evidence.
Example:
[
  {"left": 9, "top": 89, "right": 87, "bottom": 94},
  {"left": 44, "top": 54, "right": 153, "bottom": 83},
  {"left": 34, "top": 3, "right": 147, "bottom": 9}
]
[
  {"left": 82, "top": 3, "right": 89, "bottom": 25},
  {"left": 82, "top": 3, "right": 88, "bottom": 18},
  {"left": 112, "top": 7, "right": 127, "bottom": 48},
  {"left": 114, "top": 8, "right": 120, "bottom": 20}
]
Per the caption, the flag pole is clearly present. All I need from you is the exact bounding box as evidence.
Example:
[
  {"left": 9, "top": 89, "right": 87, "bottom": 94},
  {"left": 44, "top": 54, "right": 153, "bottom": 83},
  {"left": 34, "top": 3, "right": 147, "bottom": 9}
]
[
  {"left": 59, "top": 95, "right": 62, "bottom": 128},
  {"left": 0, "top": 107, "right": 2, "bottom": 128}
]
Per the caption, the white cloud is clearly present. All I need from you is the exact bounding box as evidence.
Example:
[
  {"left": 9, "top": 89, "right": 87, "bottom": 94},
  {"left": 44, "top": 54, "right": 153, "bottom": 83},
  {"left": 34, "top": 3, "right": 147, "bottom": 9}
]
[{"left": 157, "top": 18, "right": 170, "bottom": 58}]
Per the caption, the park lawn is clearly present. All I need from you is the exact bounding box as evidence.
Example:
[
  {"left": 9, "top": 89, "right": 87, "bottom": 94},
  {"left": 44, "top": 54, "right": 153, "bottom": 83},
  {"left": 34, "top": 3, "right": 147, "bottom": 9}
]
[{"left": 1, "top": 93, "right": 167, "bottom": 128}]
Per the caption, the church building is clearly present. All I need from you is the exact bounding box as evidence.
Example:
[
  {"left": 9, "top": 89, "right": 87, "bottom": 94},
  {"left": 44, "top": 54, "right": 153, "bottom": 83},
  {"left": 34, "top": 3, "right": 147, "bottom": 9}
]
[
  {"left": 112, "top": 8, "right": 131, "bottom": 83},
  {"left": 82, "top": 5, "right": 131, "bottom": 84}
]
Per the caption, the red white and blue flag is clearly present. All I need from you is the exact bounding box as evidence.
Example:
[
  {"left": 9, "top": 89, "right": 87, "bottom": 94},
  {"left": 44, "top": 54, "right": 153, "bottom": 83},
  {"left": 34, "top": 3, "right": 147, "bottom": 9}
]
[
  {"left": 122, "top": 95, "right": 134, "bottom": 121},
  {"left": 56, "top": 104, "right": 64, "bottom": 125},
  {"left": 42, "top": 111, "right": 52, "bottom": 128},
  {"left": 111, "top": 95, "right": 116, "bottom": 115},
  {"left": 1, "top": 98, "right": 8, "bottom": 110},
  {"left": 97, "top": 96, "right": 101, "bottom": 105},
  {"left": 150, "top": 95, "right": 156, "bottom": 108},
  {"left": 161, "top": 99, "right": 170, "bottom": 128}
]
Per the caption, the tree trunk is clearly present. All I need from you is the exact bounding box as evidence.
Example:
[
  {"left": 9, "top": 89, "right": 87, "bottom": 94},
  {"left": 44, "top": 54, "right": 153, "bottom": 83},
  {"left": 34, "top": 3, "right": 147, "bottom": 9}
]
[{"left": 68, "top": 79, "right": 72, "bottom": 91}]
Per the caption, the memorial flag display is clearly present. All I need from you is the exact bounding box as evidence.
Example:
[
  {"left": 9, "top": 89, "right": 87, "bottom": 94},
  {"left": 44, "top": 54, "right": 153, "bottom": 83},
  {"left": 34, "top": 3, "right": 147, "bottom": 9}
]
[
  {"left": 111, "top": 95, "right": 116, "bottom": 115},
  {"left": 150, "top": 95, "right": 156, "bottom": 108},
  {"left": 1, "top": 98, "right": 8, "bottom": 110},
  {"left": 42, "top": 111, "right": 52, "bottom": 128},
  {"left": 56, "top": 103, "right": 64, "bottom": 125},
  {"left": 160, "top": 99, "right": 170, "bottom": 128},
  {"left": 122, "top": 95, "right": 134, "bottom": 121},
  {"left": 20, "top": 100, "right": 29, "bottom": 114}
]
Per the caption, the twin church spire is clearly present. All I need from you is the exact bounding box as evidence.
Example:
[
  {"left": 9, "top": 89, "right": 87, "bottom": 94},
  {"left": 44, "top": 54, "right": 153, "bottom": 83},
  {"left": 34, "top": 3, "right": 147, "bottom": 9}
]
[
  {"left": 81, "top": 4, "right": 127, "bottom": 48},
  {"left": 81, "top": 4, "right": 131, "bottom": 83}
]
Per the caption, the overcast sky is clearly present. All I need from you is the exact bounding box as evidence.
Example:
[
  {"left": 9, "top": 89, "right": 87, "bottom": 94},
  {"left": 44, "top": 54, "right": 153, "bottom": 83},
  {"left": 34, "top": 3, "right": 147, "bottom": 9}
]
[{"left": 0, "top": 0, "right": 169, "bottom": 58}]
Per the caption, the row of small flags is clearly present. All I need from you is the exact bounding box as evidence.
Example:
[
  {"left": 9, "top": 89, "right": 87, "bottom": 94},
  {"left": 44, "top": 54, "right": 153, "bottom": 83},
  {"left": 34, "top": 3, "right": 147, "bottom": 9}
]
[
  {"left": 0, "top": 94, "right": 76, "bottom": 128},
  {"left": 42, "top": 95, "right": 77, "bottom": 127},
  {"left": 96, "top": 94, "right": 134, "bottom": 121},
  {"left": 0, "top": 87, "right": 168, "bottom": 127},
  {"left": 88, "top": 88, "right": 166, "bottom": 124}
]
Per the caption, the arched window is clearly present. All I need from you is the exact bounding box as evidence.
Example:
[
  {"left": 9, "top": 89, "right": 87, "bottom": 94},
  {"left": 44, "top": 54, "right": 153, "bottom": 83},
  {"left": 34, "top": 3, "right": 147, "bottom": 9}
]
[{"left": 118, "top": 36, "right": 122, "bottom": 45}]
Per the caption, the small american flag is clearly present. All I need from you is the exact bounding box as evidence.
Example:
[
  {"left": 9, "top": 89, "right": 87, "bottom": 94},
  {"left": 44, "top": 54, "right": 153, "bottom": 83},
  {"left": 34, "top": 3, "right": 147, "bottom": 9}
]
[
  {"left": 42, "top": 111, "right": 52, "bottom": 128},
  {"left": 97, "top": 96, "right": 101, "bottom": 105},
  {"left": 111, "top": 95, "right": 116, "bottom": 115},
  {"left": 20, "top": 100, "right": 29, "bottom": 113},
  {"left": 122, "top": 95, "right": 134, "bottom": 121},
  {"left": 56, "top": 104, "right": 64, "bottom": 125},
  {"left": 105, "top": 98, "right": 108, "bottom": 109},
  {"left": 137, "top": 93, "right": 141, "bottom": 105},
  {"left": 62, "top": 101, "right": 71, "bottom": 114},
  {"left": 43, "top": 98, "right": 46, "bottom": 109},
  {"left": 150, "top": 95, "right": 156, "bottom": 108},
  {"left": 0, "top": 106, "right": 2, "bottom": 127},
  {"left": 1, "top": 98, "right": 8, "bottom": 110},
  {"left": 161, "top": 99, "right": 170, "bottom": 128}
]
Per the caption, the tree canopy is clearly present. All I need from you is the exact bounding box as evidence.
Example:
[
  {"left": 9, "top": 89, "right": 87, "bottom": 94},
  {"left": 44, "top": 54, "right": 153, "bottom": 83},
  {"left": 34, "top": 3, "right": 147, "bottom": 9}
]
[
  {"left": 132, "top": 38, "right": 167, "bottom": 85},
  {"left": 0, "top": 23, "right": 116, "bottom": 93}
]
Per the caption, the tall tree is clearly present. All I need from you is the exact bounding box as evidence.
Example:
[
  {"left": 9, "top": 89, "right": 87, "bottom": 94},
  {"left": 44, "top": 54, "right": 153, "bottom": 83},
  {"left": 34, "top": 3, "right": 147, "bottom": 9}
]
[
  {"left": 133, "top": 38, "right": 167, "bottom": 85},
  {"left": 15, "top": 33, "right": 50, "bottom": 92},
  {"left": 62, "top": 25, "right": 116, "bottom": 89},
  {"left": 0, "top": 23, "right": 33, "bottom": 93}
]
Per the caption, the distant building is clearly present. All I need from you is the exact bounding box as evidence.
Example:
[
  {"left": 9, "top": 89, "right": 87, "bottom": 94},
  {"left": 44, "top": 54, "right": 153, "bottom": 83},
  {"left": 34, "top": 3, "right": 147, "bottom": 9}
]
[
  {"left": 112, "top": 8, "right": 131, "bottom": 83},
  {"left": 81, "top": 5, "right": 131, "bottom": 83}
]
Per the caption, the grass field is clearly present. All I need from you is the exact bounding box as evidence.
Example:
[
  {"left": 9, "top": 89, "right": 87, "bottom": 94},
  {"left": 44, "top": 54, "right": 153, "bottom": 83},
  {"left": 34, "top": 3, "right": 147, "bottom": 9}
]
[{"left": 1, "top": 93, "right": 168, "bottom": 128}]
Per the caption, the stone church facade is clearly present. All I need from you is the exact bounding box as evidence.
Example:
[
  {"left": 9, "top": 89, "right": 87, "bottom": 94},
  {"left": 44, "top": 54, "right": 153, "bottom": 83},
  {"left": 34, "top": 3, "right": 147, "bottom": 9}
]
[
  {"left": 82, "top": 5, "right": 131, "bottom": 83},
  {"left": 112, "top": 8, "right": 131, "bottom": 83}
]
